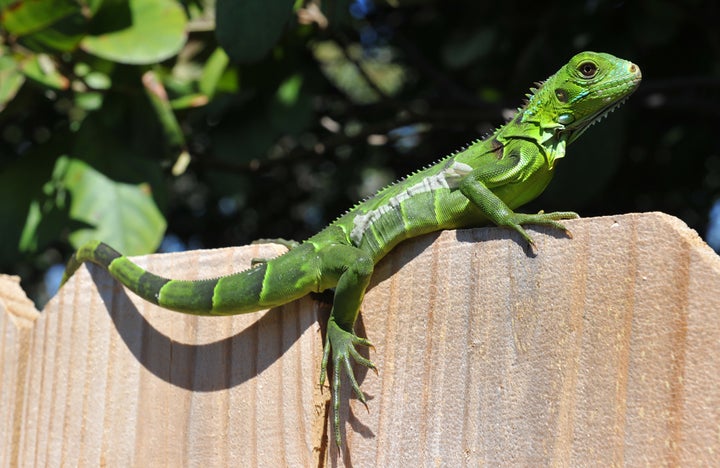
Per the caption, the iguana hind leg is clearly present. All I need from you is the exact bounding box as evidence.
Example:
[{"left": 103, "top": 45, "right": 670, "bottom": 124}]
[{"left": 317, "top": 243, "right": 376, "bottom": 446}]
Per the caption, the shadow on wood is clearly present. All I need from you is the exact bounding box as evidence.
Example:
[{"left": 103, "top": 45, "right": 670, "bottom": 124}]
[{"left": 1, "top": 213, "right": 719, "bottom": 466}]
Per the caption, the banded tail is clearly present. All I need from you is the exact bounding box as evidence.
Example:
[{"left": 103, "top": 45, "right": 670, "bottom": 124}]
[{"left": 61, "top": 241, "right": 315, "bottom": 315}]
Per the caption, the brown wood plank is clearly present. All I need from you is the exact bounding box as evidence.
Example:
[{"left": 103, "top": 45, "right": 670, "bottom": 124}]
[{"left": 1, "top": 213, "right": 719, "bottom": 466}]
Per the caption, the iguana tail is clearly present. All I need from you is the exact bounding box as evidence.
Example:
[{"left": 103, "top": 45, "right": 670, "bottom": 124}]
[{"left": 61, "top": 240, "right": 318, "bottom": 316}]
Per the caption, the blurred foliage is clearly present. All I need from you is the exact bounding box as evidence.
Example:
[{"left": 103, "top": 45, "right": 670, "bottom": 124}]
[{"left": 1, "top": 0, "right": 719, "bottom": 306}]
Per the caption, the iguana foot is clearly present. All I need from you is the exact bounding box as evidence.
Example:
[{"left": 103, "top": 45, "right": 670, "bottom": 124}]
[
  {"left": 319, "top": 318, "right": 376, "bottom": 447},
  {"left": 503, "top": 210, "right": 579, "bottom": 249}
]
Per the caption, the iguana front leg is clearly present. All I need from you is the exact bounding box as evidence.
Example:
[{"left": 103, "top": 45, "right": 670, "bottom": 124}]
[
  {"left": 317, "top": 244, "right": 377, "bottom": 446},
  {"left": 459, "top": 167, "right": 578, "bottom": 248}
]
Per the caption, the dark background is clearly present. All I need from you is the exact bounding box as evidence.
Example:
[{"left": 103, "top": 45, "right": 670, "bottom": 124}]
[{"left": 1, "top": 0, "right": 718, "bottom": 306}]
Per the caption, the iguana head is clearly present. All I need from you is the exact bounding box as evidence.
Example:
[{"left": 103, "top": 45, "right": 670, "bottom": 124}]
[{"left": 522, "top": 51, "right": 642, "bottom": 145}]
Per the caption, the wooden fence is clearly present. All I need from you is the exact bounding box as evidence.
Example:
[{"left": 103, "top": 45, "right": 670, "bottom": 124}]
[{"left": 2, "top": 212, "right": 719, "bottom": 466}]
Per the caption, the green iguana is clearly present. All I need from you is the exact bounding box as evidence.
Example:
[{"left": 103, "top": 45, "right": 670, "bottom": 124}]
[{"left": 61, "top": 51, "right": 641, "bottom": 446}]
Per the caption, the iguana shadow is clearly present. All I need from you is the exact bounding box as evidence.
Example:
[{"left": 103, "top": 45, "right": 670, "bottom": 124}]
[
  {"left": 90, "top": 225, "right": 552, "bottom": 393},
  {"left": 369, "top": 224, "right": 550, "bottom": 286},
  {"left": 92, "top": 266, "right": 323, "bottom": 392}
]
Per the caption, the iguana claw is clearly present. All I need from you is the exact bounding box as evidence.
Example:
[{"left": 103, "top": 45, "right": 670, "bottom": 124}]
[
  {"left": 320, "top": 319, "right": 375, "bottom": 447},
  {"left": 505, "top": 210, "right": 579, "bottom": 247}
]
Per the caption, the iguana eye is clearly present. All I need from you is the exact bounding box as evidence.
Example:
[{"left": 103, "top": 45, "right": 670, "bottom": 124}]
[{"left": 578, "top": 61, "right": 597, "bottom": 78}]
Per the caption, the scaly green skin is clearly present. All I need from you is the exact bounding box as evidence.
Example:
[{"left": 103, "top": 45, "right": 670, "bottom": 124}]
[{"left": 61, "top": 51, "right": 641, "bottom": 447}]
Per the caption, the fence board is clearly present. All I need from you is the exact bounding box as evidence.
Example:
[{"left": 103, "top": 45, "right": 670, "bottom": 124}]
[{"left": 2, "top": 213, "right": 719, "bottom": 466}]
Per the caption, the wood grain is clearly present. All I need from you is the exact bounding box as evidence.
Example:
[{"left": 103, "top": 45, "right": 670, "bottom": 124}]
[{"left": 1, "top": 213, "right": 719, "bottom": 466}]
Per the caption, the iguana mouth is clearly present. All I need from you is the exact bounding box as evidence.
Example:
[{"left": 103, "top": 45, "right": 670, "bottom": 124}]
[{"left": 568, "top": 74, "right": 641, "bottom": 143}]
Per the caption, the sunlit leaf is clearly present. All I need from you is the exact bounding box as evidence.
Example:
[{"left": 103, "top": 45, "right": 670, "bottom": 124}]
[
  {"left": 64, "top": 157, "right": 166, "bottom": 255},
  {"left": 199, "top": 47, "right": 229, "bottom": 98},
  {"left": 169, "top": 93, "right": 208, "bottom": 109},
  {"left": 0, "top": 0, "right": 78, "bottom": 35},
  {"left": 0, "top": 55, "right": 25, "bottom": 111},
  {"left": 268, "top": 73, "right": 312, "bottom": 134},
  {"left": 275, "top": 73, "right": 302, "bottom": 106},
  {"left": 142, "top": 70, "right": 186, "bottom": 151},
  {"left": 81, "top": 0, "right": 187, "bottom": 65},
  {"left": 19, "top": 53, "right": 70, "bottom": 89},
  {"left": 312, "top": 41, "right": 406, "bottom": 104}
]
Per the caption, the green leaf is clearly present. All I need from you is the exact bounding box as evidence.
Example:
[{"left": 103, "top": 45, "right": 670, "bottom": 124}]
[
  {"left": 0, "top": 135, "right": 69, "bottom": 263},
  {"left": 70, "top": 89, "right": 168, "bottom": 203},
  {"left": 0, "top": 54, "right": 25, "bottom": 111},
  {"left": 275, "top": 73, "right": 302, "bottom": 106},
  {"left": 312, "top": 41, "right": 406, "bottom": 104},
  {"left": 142, "top": 70, "right": 185, "bottom": 151},
  {"left": 18, "top": 184, "right": 72, "bottom": 255},
  {"left": 169, "top": 93, "right": 208, "bottom": 109},
  {"left": 81, "top": 0, "right": 187, "bottom": 65},
  {"left": 63, "top": 157, "right": 166, "bottom": 255},
  {"left": 268, "top": 73, "right": 312, "bottom": 134},
  {"left": 199, "top": 47, "right": 230, "bottom": 98},
  {"left": 1, "top": 0, "right": 90, "bottom": 52},
  {"left": 19, "top": 53, "right": 70, "bottom": 89},
  {"left": 0, "top": 0, "right": 79, "bottom": 35},
  {"left": 17, "top": 13, "right": 88, "bottom": 52},
  {"left": 216, "top": 0, "right": 296, "bottom": 63}
]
